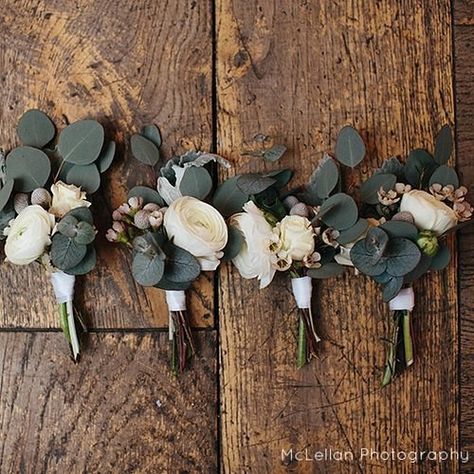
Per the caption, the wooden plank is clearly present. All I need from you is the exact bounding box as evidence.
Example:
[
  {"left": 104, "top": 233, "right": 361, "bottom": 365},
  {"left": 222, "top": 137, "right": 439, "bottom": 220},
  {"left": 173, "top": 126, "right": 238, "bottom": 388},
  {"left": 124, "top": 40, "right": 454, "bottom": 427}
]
[
  {"left": 455, "top": 0, "right": 474, "bottom": 25},
  {"left": 454, "top": 25, "right": 474, "bottom": 472},
  {"left": 217, "top": 1, "right": 457, "bottom": 472},
  {"left": 0, "top": 331, "right": 217, "bottom": 472},
  {"left": 0, "top": 0, "right": 214, "bottom": 328}
]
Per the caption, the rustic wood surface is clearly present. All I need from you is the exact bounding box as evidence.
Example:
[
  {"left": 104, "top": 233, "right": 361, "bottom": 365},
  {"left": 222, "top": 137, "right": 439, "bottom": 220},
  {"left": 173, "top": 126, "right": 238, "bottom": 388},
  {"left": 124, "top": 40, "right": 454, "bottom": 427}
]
[
  {"left": 217, "top": 1, "right": 458, "bottom": 472},
  {"left": 0, "top": 331, "right": 217, "bottom": 472},
  {"left": 0, "top": 0, "right": 214, "bottom": 329},
  {"left": 454, "top": 6, "right": 474, "bottom": 471}
]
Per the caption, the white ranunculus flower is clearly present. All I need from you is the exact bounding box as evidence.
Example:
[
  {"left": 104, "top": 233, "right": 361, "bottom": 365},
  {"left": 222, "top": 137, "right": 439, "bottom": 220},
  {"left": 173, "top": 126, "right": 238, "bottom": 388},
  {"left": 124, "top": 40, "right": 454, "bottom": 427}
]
[
  {"left": 49, "top": 181, "right": 91, "bottom": 218},
  {"left": 230, "top": 201, "right": 279, "bottom": 289},
  {"left": 277, "top": 215, "right": 314, "bottom": 261},
  {"left": 164, "top": 196, "right": 228, "bottom": 271},
  {"left": 399, "top": 189, "right": 458, "bottom": 235},
  {"left": 4, "top": 205, "right": 55, "bottom": 265}
]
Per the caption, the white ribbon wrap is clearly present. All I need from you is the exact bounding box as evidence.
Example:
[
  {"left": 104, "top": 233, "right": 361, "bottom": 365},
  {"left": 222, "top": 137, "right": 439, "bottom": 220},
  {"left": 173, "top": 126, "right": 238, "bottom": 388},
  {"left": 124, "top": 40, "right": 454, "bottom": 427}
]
[
  {"left": 165, "top": 290, "right": 187, "bottom": 340},
  {"left": 291, "top": 276, "right": 312, "bottom": 309},
  {"left": 50, "top": 271, "right": 79, "bottom": 360},
  {"left": 389, "top": 287, "right": 415, "bottom": 311}
]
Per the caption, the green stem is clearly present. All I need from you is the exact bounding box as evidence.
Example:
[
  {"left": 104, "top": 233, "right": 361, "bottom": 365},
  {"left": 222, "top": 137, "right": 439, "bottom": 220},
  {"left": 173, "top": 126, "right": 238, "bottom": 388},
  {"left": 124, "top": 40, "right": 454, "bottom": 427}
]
[
  {"left": 382, "top": 311, "right": 400, "bottom": 387},
  {"left": 403, "top": 310, "right": 414, "bottom": 367},
  {"left": 297, "top": 314, "right": 307, "bottom": 369},
  {"left": 59, "top": 303, "right": 71, "bottom": 344}
]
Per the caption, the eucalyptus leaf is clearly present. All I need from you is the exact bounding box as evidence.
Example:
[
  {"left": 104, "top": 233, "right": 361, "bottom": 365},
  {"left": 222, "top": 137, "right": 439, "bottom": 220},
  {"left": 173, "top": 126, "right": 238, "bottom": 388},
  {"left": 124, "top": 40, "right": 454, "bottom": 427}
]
[
  {"left": 404, "top": 149, "right": 437, "bottom": 187},
  {"left": 65, "top": 207, "right": 93, "bottom": 225},
  {"left": 308, "top": 154, "right": 339, "bottom": 199},
  {"left": 0, "top": 179, "right": 14, "bottom": 212},
  {"left": 57, "top": 215, "right": 79, "bottom": 238},
  {"left": 5, "top": 146, "right": 51, "bottom": 192},
  {"left": 179, "top": 166, "right": 213, "bottom": 199},
  {"left": 380, "top": 221, "right": 418, "bottom": 240},
  {"left": 307, "top": 263, "right": 345, "bottom": 279},
  {"left": 155, "top": 276, "right": 193, "bottom": 291},
  {"left": 66, "top": 163, "right": 101, "bottom": 194},
  {"left": 334, "top": 126, "right": 365, "bottom": 168},
  {"left": 365, "top": 227, "right": 389, "bottom": 264},
  {"left": 213, "top": 176, "right": 249, "bottom": 217},
  {"left": 263, "top": 144, "right": 287, "bottom": 162},
  {"left": 132, "top": 251, "right": 165, "bottom": 286},
  {"left": 17, "top": 109, "right": 55, "bottom": 148},
  {"left": 129, "top": 186, "right": 165, "bottom": 207},
  {"left": 428, "top": 165, "right": 459, "bottom": 188},
  {"left": 434, "top": 125, "right": 453, "bottom": 165},
  {"left": 66, "top": 246, "right": 97, "bottom": 275},
  {"left": 222, "top": 226, "right": 244, "bottom": 261},
  {"left": 58, "top": 161, "right": 74, "bottom": 182},
  {"left": 0, "top": 206, "right": 15, "bottom": 240},
  {"left": 360, "top": 173, "right": 396, "bottom": 205},
  {"left": 319, "top": 193, "right": 358, "bottom": 230},
  {"left": 382, "top": 276, "right": 404, "bottom": 302},
  {"left": 336, "top": 218, "right": 368, "bottom": 245},
  {"left": 384, "top": 238, "right": 421, "bottom": 277},
  {"left": 377, "top": 157, "right": 405, "bottom": 179},
  {"left": 58, "top": 120, "right": 104, "bottom": 165},
  {"left": 236, "top": 174, "right": 276, "bottom": 195},
  {"left": 430, "top": 245, "right": 451, "bottom": 271},
  {"left": 130, "top": 134, "right": 160, "bottom": 166},
  {"left": 141, "top": 124, "right": 162, "bottom": 148},
  {"left": 350, "top": 240, "right": 387, "bottom": 276},
  {"left": 51, "top": 234, "right": 87, "bottom": 271},
  {"left": 163, "top": 242, "right": 201, "bottom": 283},
  {"left": 264, "top": 169, "right": 293, "bottom": 189},
  {"left": 73, "top": 221, "right": 96, "bottom": 245},
  {"left": 97, "top": 141, "right": 116, "bottom": 173},
  {"left": 372, "top": 271, "right": 392, "bottom": 284},
  {"left": 403, "top": 253, "right": 432, "bottom": 283}
]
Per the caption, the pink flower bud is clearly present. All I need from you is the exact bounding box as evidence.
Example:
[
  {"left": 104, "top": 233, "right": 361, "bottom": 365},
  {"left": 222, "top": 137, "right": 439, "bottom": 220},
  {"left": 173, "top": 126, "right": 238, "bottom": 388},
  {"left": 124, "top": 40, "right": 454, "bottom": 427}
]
[
  {"left": 112, "top": 221, "right": 126, "bottom": 233},
  {"left": 106, "top": 229, "right": 118, "bottom": 242}
]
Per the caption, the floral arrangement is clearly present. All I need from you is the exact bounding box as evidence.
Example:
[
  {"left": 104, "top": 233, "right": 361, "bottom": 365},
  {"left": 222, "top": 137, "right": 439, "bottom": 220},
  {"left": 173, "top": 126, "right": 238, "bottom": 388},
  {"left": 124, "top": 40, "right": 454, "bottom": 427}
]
[
  {"left": 340, "top": 125, "right": 472, "bottom": 385},
  {"left": 0, "top": 109, "right": 116, "bottom": 360},
  {"left": 216, "top": 127, "right": 367, "bottom": 367},
  {"left": 107, "top": 124, "right": 229, "bottom": 373}
]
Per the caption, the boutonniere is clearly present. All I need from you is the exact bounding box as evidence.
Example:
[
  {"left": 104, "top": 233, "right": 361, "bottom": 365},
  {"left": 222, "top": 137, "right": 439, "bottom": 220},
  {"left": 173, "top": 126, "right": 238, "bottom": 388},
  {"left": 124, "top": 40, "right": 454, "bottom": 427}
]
[
  {"left": 344, "top": 126, "right": 472, "bottom": 385},
  {"left": 0, "top": 109, "right": 116, "bottom": 360},
  {"left": 107, "top": 124, "right": 230, "bottom": 373},
  {"left": 218, "top": 127, "right": 366, "bottom": 367}
]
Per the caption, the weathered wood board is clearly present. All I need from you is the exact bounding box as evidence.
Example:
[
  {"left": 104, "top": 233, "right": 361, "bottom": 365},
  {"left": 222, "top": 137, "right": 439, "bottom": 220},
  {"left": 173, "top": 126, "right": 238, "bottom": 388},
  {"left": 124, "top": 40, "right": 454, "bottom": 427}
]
[{"left": 217, "top": 1, "right": 457, "bottom": 472}]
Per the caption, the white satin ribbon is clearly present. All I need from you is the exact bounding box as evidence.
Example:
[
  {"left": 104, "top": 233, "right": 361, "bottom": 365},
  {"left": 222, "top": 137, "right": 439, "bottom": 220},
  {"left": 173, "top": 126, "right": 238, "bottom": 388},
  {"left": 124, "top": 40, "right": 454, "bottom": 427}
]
[
  {"left": 50, "top": 271, "right": 79, "bottom": 360},
  {"left": 291, "top": 276, "right": 312, "bottom": 309},
  {"left": 165, "top": 290, "right": 187, "bottom": 340},
  {"left": 389, "top": 287, "right": 415, "bottom": 311}
]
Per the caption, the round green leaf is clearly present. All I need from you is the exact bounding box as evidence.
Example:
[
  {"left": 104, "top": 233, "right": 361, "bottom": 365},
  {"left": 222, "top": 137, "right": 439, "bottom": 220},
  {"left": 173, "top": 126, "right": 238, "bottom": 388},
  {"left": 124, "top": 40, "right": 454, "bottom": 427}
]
[
  {"left": 307, "top": 263, "right": 345, "bottom": 279},
  {"left": 179, "top": 166, "right": 213, "bottom": 199},
  {"left": 57, "top": 215, "right": 79, "bottom": 238},
  {"left": 163, "top": 242, "right": 201, "bottom": 283},
  {"left": 428, "top": 165, "right": 459, "bottom": 188},
  {"left": 385, "top": 238, "right": 421, "bottom": 277},
  {"left": 350, "top": 240, "right": 387, "bottom": 276},
  {"left": 434, "top": 125, "right": 453, "bottom": 165},
  {"left": 213, "top": 176, "right": 248, "bottom": 217},
  {"left": 336, "top": 218, "right": 368, "bottom": 245},
  {"left": 155, "top": 276, "right": 193, "bottom": 291},
  {"left": 5, "top": 146, "right": 51, "bottom": 192},
  {"left": 308, "top": 154, "right": 339, "bottom": 199},
  {"left": 65, "top": 207, "right": 93, "bottom": 225},
  {"left": 359, "top": 173, "right": 396, "bottom": 205},
  {"left": 264, "top": 169, "right": 293, "bottom": 189},
  {"left": 380, "top": 221, "right": 418, "bottom": 240},
  {"left": 430, "top": 245, "right": 451, "bottom": 271},
  {"left": 0, "top": 180, "right": 14, "bottom": 212},
  {"left": 128, "top": 186, "right": 165, "bottom": 206},
  {"left": 365, "top": 227, "right": 389, "bottom": 264},
  {"left": 404, "top": 149, "right": 437, "bottom": 188},
  {"left": 0, "top": 206, "right": 15, "bottom": 240},
  {"left": 51, "top": 234, "right": 87, "bottom": 271},
  {"left": 319, "top": 193, "right": 358, "bottom": 230},
  {"left": 382, "top": 276, "right": 404, "bottom": 302},
  {"left": 141, "top": 124, "right": 162, "bottom": 148},
  {"left": 66, "top": 246, "right": 97, "bottom": 275},
  {"left": 130, "top": 134, "right": 160, "bottom": 166},
  {"left": 263, "top": 144, "right": 287, "bottom": 162},
  {"left": 403, "top": 253, "right": 432, "bottom": 283},
  {"left": 132, "top": 252, "right": 165, "bottom": 286},
  {"left": 73, "top": 221, "right": 96, "bottom": 245},
  {"left": 97, "top": 141, "right": 116, "bottom": 173},
  {"left": 236, "top": 174, "right": 276, "bottom": 195},
  {"left": 66, "top": 163, "right": 101, "bottom": 194},
  {"left": 17, "top": 109, "right": 55, "bottom": 148},
  {"left": 335, "top": 126, "right": 365, "bottom": 168},
  {"left": 58, "top": 120, "right": 104, "bottom": 165},
  {"left": 222, "top": 226, "right": 244, "bottom": 261}
]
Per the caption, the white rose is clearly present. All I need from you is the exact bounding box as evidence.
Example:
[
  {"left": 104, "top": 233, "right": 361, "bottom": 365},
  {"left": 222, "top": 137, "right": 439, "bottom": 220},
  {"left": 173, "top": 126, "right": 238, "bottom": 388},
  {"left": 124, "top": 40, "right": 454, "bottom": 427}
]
[
  {"left": 4, "top": 205, "right": 55, "bottom": 265},
  {"left": 399, "top": 189, "right": 458, "bottom": 235},
  {"left": 49, "top": 181, "right": 91, "bottom": 218},
  {"left": 230, "top": 201, "right": 279, "bottom": 289},
  {"left": 164, "top": 196, "right": 228, "bottom": 271},
  {"left": 277, "top": 215, "right": 314, "bottom": 261}
]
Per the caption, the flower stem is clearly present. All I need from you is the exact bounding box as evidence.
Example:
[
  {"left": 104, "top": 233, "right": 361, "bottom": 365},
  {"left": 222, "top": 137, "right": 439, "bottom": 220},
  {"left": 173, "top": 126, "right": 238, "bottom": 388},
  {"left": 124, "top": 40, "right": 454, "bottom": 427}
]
[
  {"left": 402, "top": 310, "right": 414, "bottom": 367},
  {"left": 58, "top": 302, "right": 80, "bottom": 362},
  {"left": 382, "top": 311, "right": 400, "bottom": 387},
  {"left": 297, "top": 314, "right": 307, "bottom": 369},
  {"left": 169, "top": 310, "right": 195, "bottom": 375}
]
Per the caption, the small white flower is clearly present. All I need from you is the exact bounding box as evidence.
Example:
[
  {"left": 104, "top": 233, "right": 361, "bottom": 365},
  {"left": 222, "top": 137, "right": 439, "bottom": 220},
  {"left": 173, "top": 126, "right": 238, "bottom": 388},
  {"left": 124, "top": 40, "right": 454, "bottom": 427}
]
[{"left": 49, "top": 181, "right": 90, "bottom": 218}]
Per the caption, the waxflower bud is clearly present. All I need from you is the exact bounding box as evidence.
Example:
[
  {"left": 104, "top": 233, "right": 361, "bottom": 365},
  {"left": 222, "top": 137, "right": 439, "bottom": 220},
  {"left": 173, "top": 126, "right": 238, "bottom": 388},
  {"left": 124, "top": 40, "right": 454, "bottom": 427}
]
[
  {"left": 143, "top": 203, "right": 161, "bottom": 212},
  {"left": 417, "top": 230, "right": 439, "bottom": 257},
  {"left": 134, "top": 210, "right": 151, "bottom": 229},
  {"left": 283, "top": 196, "right": 300, "bottom": 211},
  {"left": 31, "top": 188, "right": 52, "bottom": 208},
  {"left": 289, "top": 202, "right": 310, "bottom": 218},
  {"left": 128, "top": 196, "right": 143, "bottom": 210},
  {"left": 13, "top": 193, "right": 29, "bottom": 214}
]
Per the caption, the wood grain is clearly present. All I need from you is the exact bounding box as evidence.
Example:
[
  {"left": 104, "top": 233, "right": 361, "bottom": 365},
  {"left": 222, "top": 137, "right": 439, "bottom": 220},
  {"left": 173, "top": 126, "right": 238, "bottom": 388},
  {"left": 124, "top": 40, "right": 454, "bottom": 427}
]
[
  {"left": 454, "top": 23, "right": 474, "bottom": 472},
  {"left": 0, "top": 331, "right": 217, "bottom": 472},
  {"left": 0, "top": 0, "right": 214, "bottom": 328},
  {"left": 217, "top": 1, "right": 457, "bottom": 472},
  {"left": 455, "top": 0, "right": 474, "bottom": 25}
]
